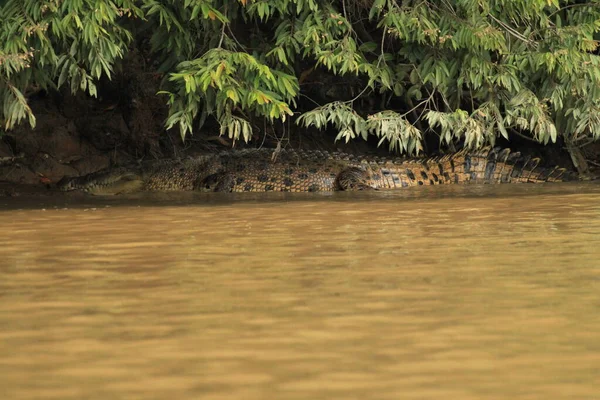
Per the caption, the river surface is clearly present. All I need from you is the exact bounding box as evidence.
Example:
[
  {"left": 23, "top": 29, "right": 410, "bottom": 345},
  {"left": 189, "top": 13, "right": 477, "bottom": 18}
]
[{"left": 1, "top": 183, "right": 600, "bottom": 399}]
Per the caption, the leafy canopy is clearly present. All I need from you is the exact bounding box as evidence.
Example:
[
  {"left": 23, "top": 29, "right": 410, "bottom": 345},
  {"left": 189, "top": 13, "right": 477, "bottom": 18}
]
[{"left": 2, "top": 0, "right": 600, "bottom": 154}]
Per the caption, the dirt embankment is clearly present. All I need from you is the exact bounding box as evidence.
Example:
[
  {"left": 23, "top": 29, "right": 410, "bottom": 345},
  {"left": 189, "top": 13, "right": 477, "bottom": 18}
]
[{"left": 1, "top": 50, "right": 183, "bottom": 196}]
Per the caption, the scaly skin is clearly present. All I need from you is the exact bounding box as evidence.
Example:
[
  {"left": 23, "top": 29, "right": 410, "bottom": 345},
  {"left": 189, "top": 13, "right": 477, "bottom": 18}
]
[
  {"left": 57, "top": 147, "right": 576, "bottom": 195},
  {"left": 198, "top": 147, "right": 574, "bottom": 192}
]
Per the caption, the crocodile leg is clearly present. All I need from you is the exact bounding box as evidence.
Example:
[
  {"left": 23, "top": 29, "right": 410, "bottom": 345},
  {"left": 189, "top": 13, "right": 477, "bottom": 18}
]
[
  {"left": 335, "top": 167, "right": 378, "bottom": 190},
  {"left": 196, "top": 172, "right": 236, "bottom": 192}
]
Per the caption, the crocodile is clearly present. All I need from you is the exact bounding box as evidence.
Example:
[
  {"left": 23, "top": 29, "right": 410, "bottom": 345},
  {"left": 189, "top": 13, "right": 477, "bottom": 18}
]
[{"left": 57, "top": 147, "right": 576, "bottom": 195}]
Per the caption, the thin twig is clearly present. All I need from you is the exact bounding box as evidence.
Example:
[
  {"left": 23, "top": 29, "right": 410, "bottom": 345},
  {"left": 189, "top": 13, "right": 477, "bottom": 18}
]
[
  {"left": 217, "top": 22, "right": 226, "bottom": 49},
  {"left": 348, "top": 30, "right": 386, "bottom": 104},
  {"left": 547, "top": 3, "right": 600, "bottom": 19},
  {"left": 400, "top": 91, "right": 435, "bottom": 119},
  {"left": 299, "top": 93, "right": 321, "bottom": 107},
  {"left": 227, "top": 25, "right": 244, "bottom": 50},
  {"left": 488, "top": 13, "right": 537, "bottom": 48},
  {"left": 578, "top": 139, "right": 595, "bottom": 148},
  {"left": 586, "top": 159, "right": 600, "bottom": 168}
]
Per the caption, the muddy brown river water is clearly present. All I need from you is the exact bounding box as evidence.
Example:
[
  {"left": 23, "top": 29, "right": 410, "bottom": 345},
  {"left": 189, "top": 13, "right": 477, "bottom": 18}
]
[{"left": 1, "top": 183, "right": 599, "bottom": 399}]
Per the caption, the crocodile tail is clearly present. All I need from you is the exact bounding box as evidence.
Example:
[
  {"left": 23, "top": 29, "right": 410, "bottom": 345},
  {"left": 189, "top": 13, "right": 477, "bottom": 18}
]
[
  {"left": 491, "top": 148, "right": 577, "bottom": 182},
  {"left": 423, "top": 147, "right": 577, "bottom": 184}
]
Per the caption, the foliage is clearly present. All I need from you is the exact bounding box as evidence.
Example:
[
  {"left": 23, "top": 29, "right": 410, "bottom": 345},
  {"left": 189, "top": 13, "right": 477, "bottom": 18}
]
[{"left": 2, "top": 0, "right": 600, "bottom": 154}]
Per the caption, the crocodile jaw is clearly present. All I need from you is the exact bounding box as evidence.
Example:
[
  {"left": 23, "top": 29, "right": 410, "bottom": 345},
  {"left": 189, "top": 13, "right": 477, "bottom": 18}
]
[{"left": 57, "top": 172, "right": 144, "bottom": 195}]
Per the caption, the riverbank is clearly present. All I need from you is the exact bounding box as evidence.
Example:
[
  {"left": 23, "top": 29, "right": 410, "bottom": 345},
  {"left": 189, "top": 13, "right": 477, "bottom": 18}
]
[{"left": 1, "top": 83, "right": 598, "bottom": 195}]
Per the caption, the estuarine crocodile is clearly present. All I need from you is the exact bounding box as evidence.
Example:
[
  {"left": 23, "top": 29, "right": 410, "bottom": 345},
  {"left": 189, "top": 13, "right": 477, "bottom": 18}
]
[{"left": 57, "top": 147, "right": 575, "bottom": 195}]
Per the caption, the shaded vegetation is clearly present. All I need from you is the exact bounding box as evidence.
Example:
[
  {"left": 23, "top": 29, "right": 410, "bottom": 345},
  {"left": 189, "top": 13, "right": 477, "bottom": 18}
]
[{"left": 2, "top": 0, "right": 600, "bottom": 159}]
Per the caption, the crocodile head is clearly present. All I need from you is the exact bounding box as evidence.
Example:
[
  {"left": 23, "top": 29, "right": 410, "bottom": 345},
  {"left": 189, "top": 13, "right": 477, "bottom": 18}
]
[{"left": 57, "top": 167, "right": 144, "bottom": 195}]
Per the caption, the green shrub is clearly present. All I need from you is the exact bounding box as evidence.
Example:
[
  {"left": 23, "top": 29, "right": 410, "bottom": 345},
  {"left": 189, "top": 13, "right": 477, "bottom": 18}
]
[{"left": 2, "top": 0, "right": 600, "bottom": 154}]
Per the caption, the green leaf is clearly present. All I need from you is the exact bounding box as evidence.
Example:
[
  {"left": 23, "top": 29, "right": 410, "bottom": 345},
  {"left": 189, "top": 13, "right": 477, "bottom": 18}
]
[{"left": 359, "top": 42, "right": 377, "bottom": 53}]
